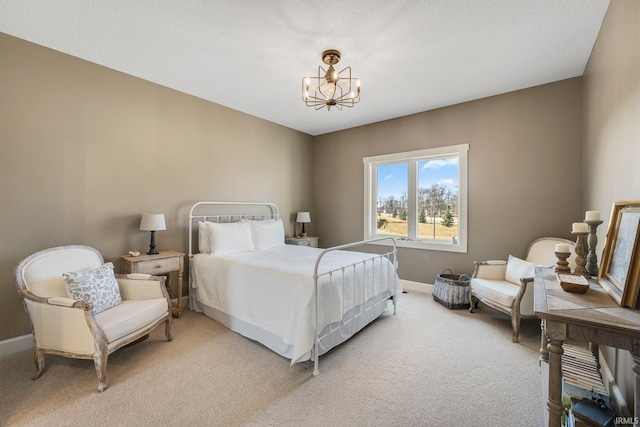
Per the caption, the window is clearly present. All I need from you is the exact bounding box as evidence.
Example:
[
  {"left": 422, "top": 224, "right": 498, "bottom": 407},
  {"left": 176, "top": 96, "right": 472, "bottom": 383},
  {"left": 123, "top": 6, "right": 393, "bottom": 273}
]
[{"left": 363, "top": 144, "right": 468, "bottom": 252}]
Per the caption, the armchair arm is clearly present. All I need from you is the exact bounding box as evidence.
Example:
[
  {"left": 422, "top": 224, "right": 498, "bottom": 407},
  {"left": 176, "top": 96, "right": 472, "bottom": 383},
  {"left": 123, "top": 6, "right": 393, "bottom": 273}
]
[
  {"left": 520, "top": 276, "right": 534, "bottom": 286},
  {"left": 47, "top": 296, "right": 94, "bottom": 310},
  {"left": 24, "top": 298, "right": 96, "bottom": 354},
  {"left": 19, "top": 291, "right": 93, "bottom": 312},
  {"left": 515, "top": 276, "right": 536, "bottom": 317},
  {"left": 47, "top": 296, "right": 77, "bottom": 307},
  {"left": 116, "top": 275, "right": 169, "bottom": 300},
  {"left": 472, "top": 260, "right": 507, "bottom": 280}
]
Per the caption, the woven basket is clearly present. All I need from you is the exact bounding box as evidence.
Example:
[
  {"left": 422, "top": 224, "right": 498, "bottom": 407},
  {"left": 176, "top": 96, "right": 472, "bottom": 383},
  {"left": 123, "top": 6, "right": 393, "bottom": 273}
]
[{"left": 433, "top": 268, "right": 470, "bottom": 309}]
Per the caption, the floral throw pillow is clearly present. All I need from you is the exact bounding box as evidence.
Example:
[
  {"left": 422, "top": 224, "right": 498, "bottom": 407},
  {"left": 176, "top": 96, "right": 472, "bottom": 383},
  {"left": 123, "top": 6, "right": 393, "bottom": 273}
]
[{"left": 62, "top": 262, "right": 122, "bottom": 314}]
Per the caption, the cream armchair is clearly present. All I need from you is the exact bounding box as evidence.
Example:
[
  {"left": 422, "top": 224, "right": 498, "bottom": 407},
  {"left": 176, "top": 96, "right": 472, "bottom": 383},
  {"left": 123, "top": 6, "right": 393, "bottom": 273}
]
[
  {"left": 469, "top": 237, "right": 576, "bottom": 343},
  {"left": 14, "top": 245, "right": 173, "bottom": 392}
]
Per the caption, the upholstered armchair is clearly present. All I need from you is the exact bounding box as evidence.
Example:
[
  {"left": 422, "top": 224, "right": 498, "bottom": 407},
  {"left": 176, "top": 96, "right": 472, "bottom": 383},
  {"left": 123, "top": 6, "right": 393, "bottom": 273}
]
[
  {"left": 14, "top": 245, "right": 173, "bottom": 392},
  {"left": 469, "top": 237, "right": 576, "bottom": 343}
]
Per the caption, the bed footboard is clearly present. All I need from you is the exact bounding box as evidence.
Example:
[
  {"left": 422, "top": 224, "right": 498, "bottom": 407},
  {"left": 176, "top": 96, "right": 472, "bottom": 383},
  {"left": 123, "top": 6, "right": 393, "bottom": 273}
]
[{"left": 312, "top": 237, "right": 399, "bottom": 375}]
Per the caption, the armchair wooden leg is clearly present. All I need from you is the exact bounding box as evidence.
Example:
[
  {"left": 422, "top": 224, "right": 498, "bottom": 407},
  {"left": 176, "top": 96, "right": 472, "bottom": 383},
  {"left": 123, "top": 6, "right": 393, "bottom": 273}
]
[
  {"left": 511, "top": 312, "right": 521, "bottom": 343},
  {"left": 94, "top": 341, "right": 108, "bottom": 392},
  {"left": 32, "top": 348, "right": 44, "bottom": 380},
  {"left": 165, "top": 317, "right": 173, "bottom": 342},
  {"left": 469, "top": 294, "right": 477, "bottom": 313}
]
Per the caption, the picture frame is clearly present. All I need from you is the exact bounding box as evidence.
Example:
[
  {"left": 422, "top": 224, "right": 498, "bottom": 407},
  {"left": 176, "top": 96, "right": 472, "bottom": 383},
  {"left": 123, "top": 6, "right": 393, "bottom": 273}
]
[{"left": 598, "top": 199, "right": 640, "bottom": 308}]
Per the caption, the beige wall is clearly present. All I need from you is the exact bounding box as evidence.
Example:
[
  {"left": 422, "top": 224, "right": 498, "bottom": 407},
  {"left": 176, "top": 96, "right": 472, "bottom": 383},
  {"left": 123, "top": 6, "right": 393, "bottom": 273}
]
[
  {"left": 0, "top": 34, "right": 314, "bottom": 341},
  {"left": 3, "top": 1, "right": 639, "bottom": 411},
  {"left": 313, "top": 78, "right": 584, "bottom": 284},
  {"left": 583, "top": 0, "right": 640, "bottom": 409}
]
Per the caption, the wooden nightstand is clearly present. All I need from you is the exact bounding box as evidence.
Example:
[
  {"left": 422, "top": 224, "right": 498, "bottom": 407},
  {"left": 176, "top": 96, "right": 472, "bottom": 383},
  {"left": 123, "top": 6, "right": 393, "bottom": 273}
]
[
  {"left": 121, "top": 251, "right": 185, "bottom": 318},
  {"left": 285, "top": 236, "right": 319, "bottom": 248}
]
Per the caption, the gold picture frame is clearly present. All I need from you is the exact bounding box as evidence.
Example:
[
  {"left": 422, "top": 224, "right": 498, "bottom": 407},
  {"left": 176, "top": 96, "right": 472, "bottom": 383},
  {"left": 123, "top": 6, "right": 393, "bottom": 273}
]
[{"left": 598, "top": 199, "right": 640, "bottom": 307}]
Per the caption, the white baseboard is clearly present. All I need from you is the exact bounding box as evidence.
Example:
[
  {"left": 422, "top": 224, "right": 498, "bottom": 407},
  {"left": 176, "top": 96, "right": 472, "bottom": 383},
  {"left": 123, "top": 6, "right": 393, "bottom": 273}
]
[
  {"left": 0, "top": 333, "right": 32, "bottom": 357},
  {"left": 400, "top": 279, "right": 432, "bottom": 293},
  {"left": 176, "top": 295, "right": 189, "bottom": 311},
  {"left": 0, "top": 296, "right": 191, "bottom": 357}
]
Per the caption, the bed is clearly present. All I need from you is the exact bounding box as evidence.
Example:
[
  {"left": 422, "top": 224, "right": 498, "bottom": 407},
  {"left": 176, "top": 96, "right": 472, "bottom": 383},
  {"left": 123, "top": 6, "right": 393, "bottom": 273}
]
[{"left": 188, "top": 201, "right": 400, "bottom": 374}]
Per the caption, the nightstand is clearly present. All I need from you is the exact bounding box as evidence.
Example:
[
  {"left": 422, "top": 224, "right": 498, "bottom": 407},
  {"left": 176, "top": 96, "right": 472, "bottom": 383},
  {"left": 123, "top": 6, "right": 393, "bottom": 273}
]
[
  {"left": 285, "top": 236, "right": 319, "bottom": 248},
  {"left": 121, "top": 251, "right": 185, "bottom": 318}
]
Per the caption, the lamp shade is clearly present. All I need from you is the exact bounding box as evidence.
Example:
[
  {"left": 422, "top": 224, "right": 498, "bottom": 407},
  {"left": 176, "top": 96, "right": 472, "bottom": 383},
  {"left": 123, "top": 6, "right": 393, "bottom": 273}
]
[
  {"left": 296, "top": 212, "right": 311, "bottom": 223},
  {"left": 140, "top": 213, "right": 166, "bottom": 231}
]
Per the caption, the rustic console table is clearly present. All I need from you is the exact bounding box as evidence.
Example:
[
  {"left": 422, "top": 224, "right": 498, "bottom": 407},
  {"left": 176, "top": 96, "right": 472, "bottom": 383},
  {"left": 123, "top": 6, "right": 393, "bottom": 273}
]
[{"left": 534, "top": 266, "right": 640, "bottom": 426}]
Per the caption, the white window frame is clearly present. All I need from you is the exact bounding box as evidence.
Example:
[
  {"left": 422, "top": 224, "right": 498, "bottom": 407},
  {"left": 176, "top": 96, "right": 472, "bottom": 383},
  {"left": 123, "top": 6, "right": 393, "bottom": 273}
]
[{"left": 363, "top": 143, "right": 469, "bottom": 253}]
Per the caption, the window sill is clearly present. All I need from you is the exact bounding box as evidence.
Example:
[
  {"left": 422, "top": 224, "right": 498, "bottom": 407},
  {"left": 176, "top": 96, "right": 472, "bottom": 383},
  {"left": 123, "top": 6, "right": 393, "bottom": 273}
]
[{"left": 366, "top": 236, "right": 467, "bottom": 253}]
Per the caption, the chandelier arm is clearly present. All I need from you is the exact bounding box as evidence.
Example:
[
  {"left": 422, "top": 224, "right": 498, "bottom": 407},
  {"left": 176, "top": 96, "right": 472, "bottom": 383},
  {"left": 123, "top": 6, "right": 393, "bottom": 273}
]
[
  {"left": 307, "top": 97, "right": 327, "bottom": 105},
  {"left": 336, "top": 66, "right": 351, "bottom": 75},
  {"left": 332, "top": 87, "right": 359, "bottom": 102}
]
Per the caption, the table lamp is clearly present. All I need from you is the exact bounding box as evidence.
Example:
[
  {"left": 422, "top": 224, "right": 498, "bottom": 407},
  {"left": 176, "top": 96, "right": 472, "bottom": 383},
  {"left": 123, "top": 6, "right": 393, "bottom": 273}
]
[
  {"left": 140, "top": 213, "right": 166, "bottom": 255},
  {"left": 296, "top": 212, "right": 311, "bottom": 237}
]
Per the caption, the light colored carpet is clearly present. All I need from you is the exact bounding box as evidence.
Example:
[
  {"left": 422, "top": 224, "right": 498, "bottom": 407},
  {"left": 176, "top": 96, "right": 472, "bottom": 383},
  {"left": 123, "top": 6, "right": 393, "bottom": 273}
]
[{"left": 1, "top": 291, "right": 543, "bottom": 426}]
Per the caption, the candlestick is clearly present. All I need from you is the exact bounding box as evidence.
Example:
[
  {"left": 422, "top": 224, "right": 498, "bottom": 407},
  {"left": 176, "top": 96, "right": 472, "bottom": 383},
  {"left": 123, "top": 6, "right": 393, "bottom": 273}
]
[
  {"left": 555, "top": 243, "right": 572, "bottom": 253},
  {"left": 572, "top": 222, "right": 588, "bottom": 233},
  {"left": 554, "top": 251, "right": 571, "bottom": 274},
  {"left": 572, "top": 231, "right": 589, "bottom": 278},
  {"left": 585, "top": 219, "right": 604, "bottom": 277}
]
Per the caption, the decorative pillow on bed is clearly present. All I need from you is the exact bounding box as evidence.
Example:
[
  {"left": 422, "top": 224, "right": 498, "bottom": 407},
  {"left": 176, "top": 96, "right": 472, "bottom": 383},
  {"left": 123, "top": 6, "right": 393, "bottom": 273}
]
[
  {"left": 198, "top": 221, "right": 212, "bottom": 253},
  {"left": 62, "top": 262, "right": 122, "bottom": 314},
  {"left": 504, "top": 255, "right": 536, "bottom": 285},
  {"left": 249, "top": 219, "right": 285, "bottom": 250},
  {"left": 206, "top": 220, "right": 254, "bottom": 255}
]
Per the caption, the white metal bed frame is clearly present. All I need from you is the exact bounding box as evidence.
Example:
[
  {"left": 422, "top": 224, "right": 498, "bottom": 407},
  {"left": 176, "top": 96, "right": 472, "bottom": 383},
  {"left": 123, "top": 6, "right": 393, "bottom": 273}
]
[{"left": 188, "top": 201, "right": 399, "bottom": 375}]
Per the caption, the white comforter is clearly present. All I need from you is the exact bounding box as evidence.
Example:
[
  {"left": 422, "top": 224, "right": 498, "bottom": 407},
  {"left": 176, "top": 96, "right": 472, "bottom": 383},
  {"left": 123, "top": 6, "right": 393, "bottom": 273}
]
[{"left": 191, "top": 244, "right": 398, "bottom": 364}]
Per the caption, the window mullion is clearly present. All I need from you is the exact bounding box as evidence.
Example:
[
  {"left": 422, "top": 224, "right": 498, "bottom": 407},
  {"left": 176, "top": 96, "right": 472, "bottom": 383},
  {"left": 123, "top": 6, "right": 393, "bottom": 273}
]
[
  {"left": 407, "top": 161, "right": 417, "bottom": 239},
  {"left": 369, "top": 164, "right": 377, "bottom": 239}
]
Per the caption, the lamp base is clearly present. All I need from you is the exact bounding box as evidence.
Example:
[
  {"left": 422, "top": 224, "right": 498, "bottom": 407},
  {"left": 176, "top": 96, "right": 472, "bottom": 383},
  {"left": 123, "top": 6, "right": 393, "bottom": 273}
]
[
  {"left": 147, "top": 230, "right": 159, "bottom": 255},
  {"left": 298, "top": 232, "right": 307, "bottom": 238}
]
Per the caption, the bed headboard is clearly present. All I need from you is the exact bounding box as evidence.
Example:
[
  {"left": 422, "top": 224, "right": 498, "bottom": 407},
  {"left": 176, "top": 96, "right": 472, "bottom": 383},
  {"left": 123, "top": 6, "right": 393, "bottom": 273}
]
[{"left": 188, "top": 201, "right": 280, "bottom": 257}]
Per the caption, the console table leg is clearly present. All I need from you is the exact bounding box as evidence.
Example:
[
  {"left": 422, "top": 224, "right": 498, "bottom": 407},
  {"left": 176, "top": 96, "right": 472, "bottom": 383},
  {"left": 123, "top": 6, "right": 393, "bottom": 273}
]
[
  {"left": 547, "top": 338, "right": 565, "bottom": 427},
  {"left": 590, "top": 342, "right": 599, "bottom": 366},
  {"left": 540, "top": 320, "right": 549, "bottom": 364}
]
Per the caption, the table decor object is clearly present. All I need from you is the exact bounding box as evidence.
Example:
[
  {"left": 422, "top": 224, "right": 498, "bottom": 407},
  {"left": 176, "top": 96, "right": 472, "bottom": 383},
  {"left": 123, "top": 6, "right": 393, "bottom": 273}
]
[
  {"left": 572, "top": 223, "right": 589, "bottom": 278},
  {"left": 296, "top": 212, "right": 311, "bottom": 237},
  {"left": 557, "top": 273, "right": 589, "bottom": 294},
  {"left": 554, "top": 246, "right": 572, "bottom": 274},
  {"left": 584, "top": 211, "right": 604, "bottom": 277},
  {"left": 140, "top": 213, "right": 166, "bottom": 255},
  {"left": 598, "top": 200, "right": 640, "bottom": 308}
]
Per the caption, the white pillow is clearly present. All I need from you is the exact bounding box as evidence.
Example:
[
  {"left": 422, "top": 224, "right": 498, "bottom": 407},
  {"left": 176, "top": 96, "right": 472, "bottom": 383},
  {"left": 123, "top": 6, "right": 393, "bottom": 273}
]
[
  {"left": 206, "top": 221, "right": 254, "bottom": 255},
  {"left": 198, "top": 221, "right": 212, "bottom": 253},
  {"left": 504, "top": 255, "right": 536, "bottom": 285},
  {"left": 249, "top": 219, "right": 285, "bottom": 250},
  {"left": 62, "top": 262, "right": 122, "bottom": 314}
]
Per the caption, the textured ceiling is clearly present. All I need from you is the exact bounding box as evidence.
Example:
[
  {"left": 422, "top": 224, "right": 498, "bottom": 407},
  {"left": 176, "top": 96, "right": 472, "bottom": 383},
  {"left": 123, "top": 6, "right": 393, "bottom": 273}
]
[{"left": 0, "top": 1, "right": 611, "bottom": 136}]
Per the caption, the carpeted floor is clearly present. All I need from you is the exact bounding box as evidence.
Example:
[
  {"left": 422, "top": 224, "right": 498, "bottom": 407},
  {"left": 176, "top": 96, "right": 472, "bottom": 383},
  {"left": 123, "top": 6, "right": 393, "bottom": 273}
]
[{"left": 0, "top": 290, "right": 543, "bottom": 426}]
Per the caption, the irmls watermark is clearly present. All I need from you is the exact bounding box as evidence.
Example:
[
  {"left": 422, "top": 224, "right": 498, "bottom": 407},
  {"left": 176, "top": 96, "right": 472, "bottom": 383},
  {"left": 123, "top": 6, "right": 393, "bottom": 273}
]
[{"left": 615, "top": 416, "right": 639, "bottom": 425}]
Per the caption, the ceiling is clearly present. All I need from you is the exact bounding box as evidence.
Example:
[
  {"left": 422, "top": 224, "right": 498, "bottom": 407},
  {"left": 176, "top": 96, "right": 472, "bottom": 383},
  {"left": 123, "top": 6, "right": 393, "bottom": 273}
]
[{"left": 0, "top": 1, "right": 611, "bottom": 136}]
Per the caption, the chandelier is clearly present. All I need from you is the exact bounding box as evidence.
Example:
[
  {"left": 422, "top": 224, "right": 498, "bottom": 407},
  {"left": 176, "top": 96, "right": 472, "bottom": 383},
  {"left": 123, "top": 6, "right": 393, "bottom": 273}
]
[{"left": 302, "top": 49, "right": 360, "bottom": 111}]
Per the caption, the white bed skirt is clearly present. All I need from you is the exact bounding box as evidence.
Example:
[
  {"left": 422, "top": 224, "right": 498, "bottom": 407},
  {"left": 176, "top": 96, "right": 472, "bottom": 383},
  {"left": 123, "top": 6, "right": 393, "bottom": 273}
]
[{"left": 199, "top": 292, "right": 393, "bottom": 363}]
